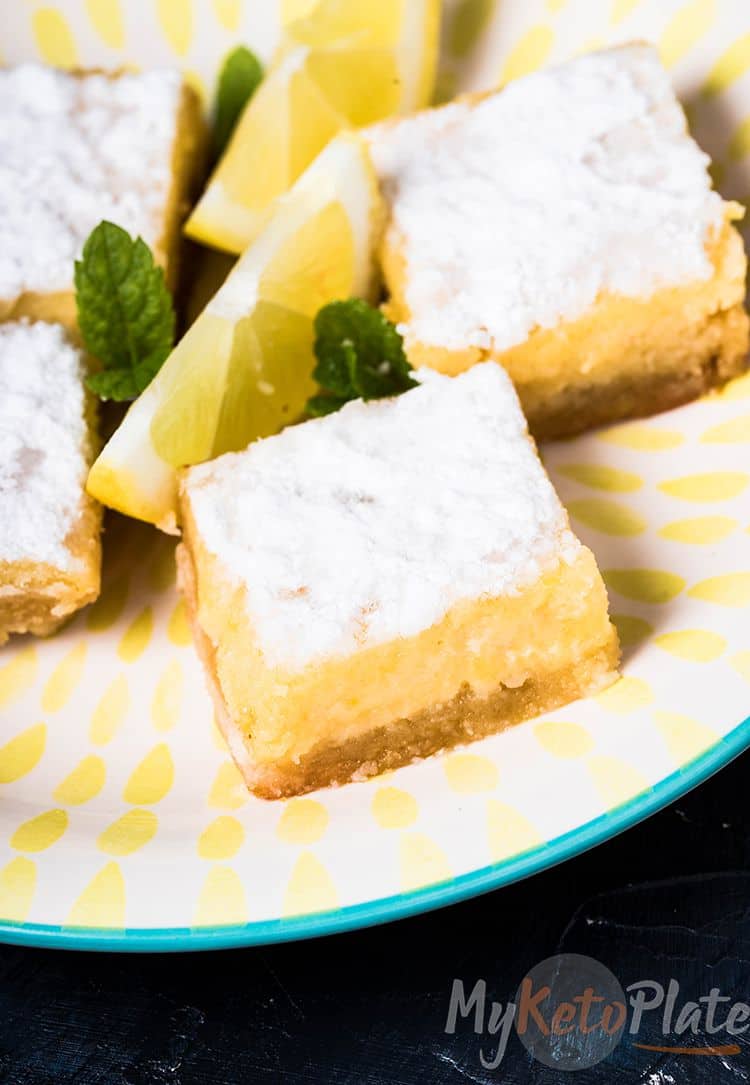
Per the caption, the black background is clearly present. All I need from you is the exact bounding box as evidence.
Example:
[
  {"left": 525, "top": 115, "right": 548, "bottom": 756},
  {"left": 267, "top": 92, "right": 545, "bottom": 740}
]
[{"left": 1, "top": 748, "right": 749, "bottom": 1083}]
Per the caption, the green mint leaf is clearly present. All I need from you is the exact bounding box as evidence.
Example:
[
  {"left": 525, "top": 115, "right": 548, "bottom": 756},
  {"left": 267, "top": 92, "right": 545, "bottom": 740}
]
[
  {"left": 74, "top": 221, "right": 175, "bottom": 402},
  {"left": 306, "top": 393, "right": 351, "bottom": 417},
  {"left": 306, "top": 299, "right": 417, "bottom": 416},
  {"left": 214, "top": 46, "right": 263, "bottom": 156}
]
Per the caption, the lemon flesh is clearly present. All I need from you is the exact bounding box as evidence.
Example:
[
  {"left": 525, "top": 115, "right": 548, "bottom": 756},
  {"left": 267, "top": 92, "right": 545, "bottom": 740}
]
[
  {"left": 185, "top": 0, "right": 440, "bottom": 254},
  {"left": 87, "top": 135, "right": 382, "bottom": 533}
]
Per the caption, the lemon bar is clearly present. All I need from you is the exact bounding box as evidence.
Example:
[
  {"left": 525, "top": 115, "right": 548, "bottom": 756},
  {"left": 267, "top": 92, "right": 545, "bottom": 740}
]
[
  {"left": 0, "top": 65, "right": 204, "bottom": 331},
  {"left": 370, "top": 44, "right": 749, "bottom": 440},
  {"left": 0, "top": 321, "right": 101, "bottom": 645},
  {"left": 178, "top": 363, "right": 619, "bottom": 798}
]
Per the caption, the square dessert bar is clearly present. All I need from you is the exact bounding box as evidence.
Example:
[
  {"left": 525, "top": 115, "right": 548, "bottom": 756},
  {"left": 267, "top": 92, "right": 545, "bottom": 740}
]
[
  {"left": 370, "top": 44, "right": 749, "bottom": 439},
  {"left": 178, "top": 363, "right": 620, "bottom": 799},
  {"left": 0, "top": 321, "right": 101, "bottom": 644},
  {"left": 0, "top": 64, "right": 204, "bottom": 330}
]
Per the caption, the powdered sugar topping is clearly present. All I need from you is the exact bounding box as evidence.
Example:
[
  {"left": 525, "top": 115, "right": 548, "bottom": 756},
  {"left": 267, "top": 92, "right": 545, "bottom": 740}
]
[
  {"left": 369, "top": 44, "right": 725, "bottom": 353},
  {"left": 0, "top": 65, "right": 182, "bottom": 298},
  {"left": 0, "top": 321, "right": 90, "bottom": 570},
  {"left": 184, "top": 363, "right": 580, "bottom": 670}
]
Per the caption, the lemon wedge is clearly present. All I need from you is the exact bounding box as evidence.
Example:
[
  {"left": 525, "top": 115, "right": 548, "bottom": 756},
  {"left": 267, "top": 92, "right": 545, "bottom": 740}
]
[
  {"left": 87, "top": 134, "right": 383, "bottom": 533},
  {"left": 184, "top": 0, "right": 440, "bottom": 254}
]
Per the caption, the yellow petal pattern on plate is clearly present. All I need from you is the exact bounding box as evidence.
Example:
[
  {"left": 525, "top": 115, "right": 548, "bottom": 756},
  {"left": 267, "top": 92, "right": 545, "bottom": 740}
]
[
  {"left": 53, "top": 755, "right": 106, "bottom": 805},
  {"left": 399, "top": 833, "right": 452, "bottom": 892},
  {"left": 276, "top": 799, "right": 329, "bottom": 844},
  {"left": 32, "top": 8, "right": 78, "bottom": 67},
  {"left": 85, "top": 0, "right": 125, "bottom": 48},
  {"left": 688, "top": 573, "right": 750, "bottom": 607},
  {"left": 89, "top": 674, "right": 130, "bottom": 746},
  {"left": 443, "top": 753, "right": 498, "bottom": 792},
  {"left": 156, "top": 0, "right": 193, "bottom": 55},
  {"left": 371, "top": 786, "right": 419, "bottom": 829},
  {"left": 611, "top": 0, "right": 643, "bottom": 23},
  {"left": 658, "top": 516, "right": 738, "bottom": 544},
  {"left": 586, "top": 755, "right": 650, "bottom": 808},
  {"left": 611, "top": 614, "right": 653, "bottom": 646},
  {"left": 653, "top": 710, "right": 718, "bottom": 763},
  {"left": 0, "top": 724, "right": 46, "bottom": 785},
  {"left": 97, "top": 809, "right": 158, "bottom": 856},
  {"left": 701, "top": 414, "right": 750, "bottom": 443},
  {"left": 42, "top": 642, "right": 87, "bottom": 713},
  {"left": 167, "top": 600, "right": 192, "bottom": 646},
  {"left": 728, "top": 116, "right": 750, "bottom": 162},
  {"left": 567, "top": 498, "right": 646, "bottom": 537},
  {"left": 118, "top": 606, "right": 154, "bottom": 663},
  {"left": 151, "top": 660, "right": 183, "bottom": 732},
  {"left": 67, "top": 862, "right": 126, "bottom": 927},
  {"left": 731, "top": 652, "right": 750, "bottom": 684},
  {"left": 208, "top": 761, "right": 248, "bottom": 810},
  {"left": 284, "top": 852, "right": 338, "bottom": 915},
  {"left": 654, "top": 629, "right": 726, "bottom": 662},
  {"left": 194, "top": 865, "right": 248, "bottom": 925},
  {"left": 702, "top": 32, "right": 750, "bottom": 94},
  {"left": 198, "top": 816, "right": 245, "bottom": 860},
  {"left": 597, "top": 423, "right": 683, "bottom": 451},
  {"left": 123, "top": 744, "right": 175, "bottom": 805},
  {"left": 660, "top": 0, "right": 717, "bottom": 69},
  {"left": 658, "top": 472, "right": 749, "bottom": 502},
  {"left": 0, "top": 646, "right": 38, "bottom": 709},
  {"left": 534, "top": 721, "right": 594, "bottom": 758},
  {"left": 487, "top": 800, "right": 543, "bottom": 861},
  {"left": 557, "top": 463, "right": 643, "bottom": 492},
  {"left": 603, "top": 569, "right": 685, "bottom": 603},
  {"left": 212, "top": 0, "right": 241, "bottom": 30},
  {"left": 721, "top": 372, "right": 750, "bottom": 399},
  {"left": 10, "top": 809, "right": 68, "bottom": 853},
  {"left": 596, "top": 676, "right": 654, "bottom": 713},
  {"left": 0, "top": 858, "right": 36, "bottom": 923},
  {"left": 501, "top": 25, "right": 555, "bottom": 82}
]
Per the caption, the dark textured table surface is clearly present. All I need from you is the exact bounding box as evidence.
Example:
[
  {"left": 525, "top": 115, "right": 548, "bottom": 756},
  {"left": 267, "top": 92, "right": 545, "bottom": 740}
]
[{"left": 1, "top": 748, "right": 749, "bottom": 1085}]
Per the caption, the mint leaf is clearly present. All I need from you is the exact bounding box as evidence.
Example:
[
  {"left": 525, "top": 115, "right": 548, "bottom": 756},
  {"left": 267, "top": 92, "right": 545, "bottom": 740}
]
[
  {"left": 214, "top": 46, "right": 263, "bottom": 156},
  {"left": 74, "top": 221, "right": 175, "bottom": 402},
  {"left": 306, "top": 299, "right": 417, "bottom": 416}
]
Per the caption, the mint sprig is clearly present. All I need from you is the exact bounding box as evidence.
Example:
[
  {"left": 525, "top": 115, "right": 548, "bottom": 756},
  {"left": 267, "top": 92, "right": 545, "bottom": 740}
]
[
  {"left": 74, "top": 221, "right": 176, "bottom": 402},
  {"left": 306, "top": 299, "right": 417, "bottom": 417},
  {"left": 214, "top": 46, "right": 263, "bottom": 157}
]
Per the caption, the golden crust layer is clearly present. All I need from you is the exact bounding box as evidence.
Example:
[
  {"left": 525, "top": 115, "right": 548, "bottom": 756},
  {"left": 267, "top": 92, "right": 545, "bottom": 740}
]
[{"left": 178, "top": 489, "right": 620, "bottom": 799}]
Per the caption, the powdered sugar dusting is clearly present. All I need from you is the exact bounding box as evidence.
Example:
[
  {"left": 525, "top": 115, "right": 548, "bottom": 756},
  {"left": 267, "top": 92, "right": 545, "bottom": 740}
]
[
  {"left": 369, "top": 44, "right": 725, "bottom": 353},
  {"left": 0, "top": 321, "right": 90, "bottom": 570},
  {"left": 0, "top": 65, "right": 182, "bottom": 299},
  {"left": 184, "top": 363, "right": 579, "bottom": 670}
]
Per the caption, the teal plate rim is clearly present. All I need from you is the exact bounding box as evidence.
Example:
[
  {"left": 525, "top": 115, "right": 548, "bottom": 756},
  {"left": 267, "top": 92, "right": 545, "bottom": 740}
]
[{"left": 2, "top": 711, "right": 749, "bottom": 953}]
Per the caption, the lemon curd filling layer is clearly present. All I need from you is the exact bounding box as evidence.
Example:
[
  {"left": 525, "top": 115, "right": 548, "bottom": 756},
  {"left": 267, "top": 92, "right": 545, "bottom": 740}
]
[
  {"left": 179, "top": 364, "right": 619, "bottom": 798},
  {"left": 370, "top": 44, "right": 749, "bottom": 438}
]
